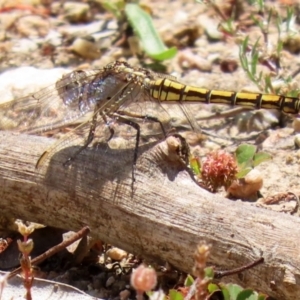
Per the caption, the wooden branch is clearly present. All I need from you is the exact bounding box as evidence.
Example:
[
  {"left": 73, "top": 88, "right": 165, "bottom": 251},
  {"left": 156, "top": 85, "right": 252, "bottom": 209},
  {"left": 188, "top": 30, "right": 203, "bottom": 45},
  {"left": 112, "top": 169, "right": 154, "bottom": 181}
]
[{"left": 0, "top": 131, "right": 300, "bottom": 299}]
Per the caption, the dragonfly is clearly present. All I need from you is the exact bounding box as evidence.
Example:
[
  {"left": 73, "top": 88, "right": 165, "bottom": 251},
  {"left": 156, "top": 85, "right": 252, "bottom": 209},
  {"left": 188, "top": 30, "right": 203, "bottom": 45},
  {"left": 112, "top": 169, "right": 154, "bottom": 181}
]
[{"left": 0, "top": 61, "right": 299, "bottom": 177}]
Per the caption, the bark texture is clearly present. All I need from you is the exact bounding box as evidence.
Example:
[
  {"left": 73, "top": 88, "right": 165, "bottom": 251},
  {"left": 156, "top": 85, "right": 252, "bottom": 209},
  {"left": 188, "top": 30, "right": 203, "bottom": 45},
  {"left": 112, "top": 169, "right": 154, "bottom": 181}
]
[{"left": 0, "top": 131, "right": 299, "bottom": 300}]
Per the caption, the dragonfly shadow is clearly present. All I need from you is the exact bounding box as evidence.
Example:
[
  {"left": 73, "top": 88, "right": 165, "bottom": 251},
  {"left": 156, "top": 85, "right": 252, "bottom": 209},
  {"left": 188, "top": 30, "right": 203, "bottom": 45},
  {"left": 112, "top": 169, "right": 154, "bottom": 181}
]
[{"left": 41, "top": 140, "right": 157, "bottom": 199}]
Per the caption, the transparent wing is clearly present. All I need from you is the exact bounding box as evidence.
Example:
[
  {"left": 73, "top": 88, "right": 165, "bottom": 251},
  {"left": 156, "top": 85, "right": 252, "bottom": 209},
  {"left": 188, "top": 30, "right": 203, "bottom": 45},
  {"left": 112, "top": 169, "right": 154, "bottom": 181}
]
[{"left": 0, "top": 69, "right": 103, "bottom": 134}]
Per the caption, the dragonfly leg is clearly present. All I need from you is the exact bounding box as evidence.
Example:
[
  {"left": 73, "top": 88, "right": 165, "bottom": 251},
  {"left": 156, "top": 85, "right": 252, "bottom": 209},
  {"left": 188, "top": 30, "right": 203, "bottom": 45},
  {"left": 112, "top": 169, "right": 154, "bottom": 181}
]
[
  {"left": 101, "top": 113, "right": 115, "bottom": 142},
  {"left": 117, "top": 111, "right": 167, "bottom": 137},
  {"left": 115, "top": 115, "right": 141, "bottom": 186},
  {"left": 113, "top": 111, "right": 172, "bottom": 187}
]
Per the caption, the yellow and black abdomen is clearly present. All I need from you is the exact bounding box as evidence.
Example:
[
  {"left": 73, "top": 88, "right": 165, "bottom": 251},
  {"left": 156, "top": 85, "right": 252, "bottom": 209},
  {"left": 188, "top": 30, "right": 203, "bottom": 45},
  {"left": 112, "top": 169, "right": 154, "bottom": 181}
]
[{"left": 149, "top": 77, "right": 300, "bottom": 114}]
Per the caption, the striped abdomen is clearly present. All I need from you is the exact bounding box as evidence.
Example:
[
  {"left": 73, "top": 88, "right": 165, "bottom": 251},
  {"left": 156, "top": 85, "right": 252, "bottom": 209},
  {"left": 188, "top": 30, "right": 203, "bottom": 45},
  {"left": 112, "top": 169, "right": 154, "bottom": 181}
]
[{"left": 149, "top": 78, "right": 300, "bottom": 114}]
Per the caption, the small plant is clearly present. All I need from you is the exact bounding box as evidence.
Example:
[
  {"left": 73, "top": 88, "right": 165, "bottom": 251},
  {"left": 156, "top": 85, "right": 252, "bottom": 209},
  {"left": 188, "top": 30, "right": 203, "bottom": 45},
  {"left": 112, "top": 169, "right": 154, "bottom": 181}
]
[
  {"left": 190, "top": 144, "right": 271, "bottom": 195},
  {"left": 101, "top": 0, "right": 177, "bottom": 60},
  {"left": 164, "top": 242, "right": 266, "bottom": 300},
  {"left": 163, "top": 242, "right": 213, "bottom": 300},
  {"left": 238, "top": 3, "right": 300, "bottom": 96},
  {"left": 200, "top": 150, "right": 238, "bottom": 192},
  {"left": 14, "top": 220, "right": 38, "bottom": 300},
  {"left": 131, "top": 264, "right": 157, "bottom": 300},
  {"left": 235, "top": 144, "right": 271, "bottom": 178},
  {"left": 198, "top": 0, "right": 300, "bottom": 97}
]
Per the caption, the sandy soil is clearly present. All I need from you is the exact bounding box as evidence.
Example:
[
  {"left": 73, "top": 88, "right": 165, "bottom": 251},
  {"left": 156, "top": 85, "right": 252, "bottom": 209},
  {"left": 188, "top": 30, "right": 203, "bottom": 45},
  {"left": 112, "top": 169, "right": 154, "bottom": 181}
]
[{"left": 0, "top": 0, "right": 300, "bottom": 298}]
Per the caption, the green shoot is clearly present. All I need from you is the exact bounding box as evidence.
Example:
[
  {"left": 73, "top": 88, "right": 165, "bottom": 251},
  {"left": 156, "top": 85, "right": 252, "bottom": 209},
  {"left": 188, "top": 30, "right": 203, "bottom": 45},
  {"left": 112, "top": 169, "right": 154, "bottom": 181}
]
[
  {"left": 124, "top": 3, "right": 177, "bottom": 60},
  {"left": 101, "top": 0, "right": 125, "bottom": 20},
  {"left": 100, "top": 1, "right": 177, "bottom": 60},
  {"left": 235, "top": 144, "right": 271, "bottom": 179}
]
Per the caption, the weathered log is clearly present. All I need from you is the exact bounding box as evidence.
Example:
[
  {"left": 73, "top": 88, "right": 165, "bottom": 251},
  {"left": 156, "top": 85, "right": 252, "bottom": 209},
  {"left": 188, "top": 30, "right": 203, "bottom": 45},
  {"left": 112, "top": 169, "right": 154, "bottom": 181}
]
[{"left": 0, "top": 131, "right": 299, "bottom": 300}]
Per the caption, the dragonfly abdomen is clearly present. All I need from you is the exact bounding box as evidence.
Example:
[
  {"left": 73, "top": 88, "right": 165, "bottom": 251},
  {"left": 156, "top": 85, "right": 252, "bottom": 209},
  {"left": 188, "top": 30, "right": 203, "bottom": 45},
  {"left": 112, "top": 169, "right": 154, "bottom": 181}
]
[{"left": 149, "top": 77, "right": 300, "bottom": 114}]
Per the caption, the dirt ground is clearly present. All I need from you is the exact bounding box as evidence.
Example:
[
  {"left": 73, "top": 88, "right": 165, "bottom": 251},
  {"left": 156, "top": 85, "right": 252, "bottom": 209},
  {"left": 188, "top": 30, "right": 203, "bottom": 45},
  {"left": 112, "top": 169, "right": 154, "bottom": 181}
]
[{"left": 0, "top": 0, "right": 300, "bottom": 298}]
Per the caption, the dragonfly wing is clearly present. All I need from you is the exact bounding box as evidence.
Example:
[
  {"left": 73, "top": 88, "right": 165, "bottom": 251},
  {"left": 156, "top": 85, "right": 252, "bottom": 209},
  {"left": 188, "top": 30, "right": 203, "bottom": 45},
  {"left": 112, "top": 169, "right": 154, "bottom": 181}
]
[{"left": 0, "top": 69, "right": 102, "bottom": 134}]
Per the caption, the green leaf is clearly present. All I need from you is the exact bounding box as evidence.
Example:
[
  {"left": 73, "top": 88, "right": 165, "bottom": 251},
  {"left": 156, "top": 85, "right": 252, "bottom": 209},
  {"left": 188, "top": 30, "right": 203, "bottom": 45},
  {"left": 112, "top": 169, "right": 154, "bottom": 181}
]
[
  {"left": 184, "top": 274, "right": 194, "bottom": 287},
  {"left": 189, "top": 157, "right": 201, "bottom": 176},
  {"left": 241, "top": 35, "right": 249, "bottom": 55},
  {"left": 264, "top": 75, "right": 273, "bottom": 93},
  {"left": 236, "top": 289, "right": 257, "bottom": 300},
  {"left": 101, "top": 0, "right": 125, "bottom": 19},
  {"left": 257, "top": 294, "right": 267, "bottom": 300},
  {"left": 236, "top": 167, "right": 252, "bottom": 179},
  {"left": 221, "top": 18, "right": 235, "bottom": 35},
  {"left": 227, "top": 284, "right": 243, "bottom": 300},
  {"left": 235, "top": 144, "right": 256, "bottom": 166},
  {"left": 208, "top": 283, "right": 220, "bottom": 293},
  {"left": 204, "top": 267, "right": 215, "bottom": 280},
  {"left": 250, "top": 38, "right": 260, "bottom": 76},
  {"left": 239, "top": 51, "right": 247, "bottom": 70},
  {"left": 287, "top": 89, "right": 300, "bottom": 97},
  {"left": 169, "top": 289, "right": 184, "bottom": 300},
  {"left": 257, "top": 0, "right": 264, "bottom": 12},
  {"left": 221, "top": 285, "right": 231, "bottom": 300},
  {"left": 125, "top": 3, "right": 177, "bottom": 60},
  {"left": 253, "top": 152, "right": 272, "bottom": 167},
  {"left": 150, "top": 48, "right": 178, "bottom": 61}
]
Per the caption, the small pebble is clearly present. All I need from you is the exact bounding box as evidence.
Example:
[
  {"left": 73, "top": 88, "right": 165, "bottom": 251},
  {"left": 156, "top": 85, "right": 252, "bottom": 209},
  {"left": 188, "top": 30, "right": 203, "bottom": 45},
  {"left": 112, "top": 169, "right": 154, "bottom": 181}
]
[
  {"left": 293, "top": 118, "right": 300, "bottom": 133},
  {"left": 70, "top": 37, "right": 101, "bottom": 59},
  {"left": 294, "top": 134, "right": 300, "bottom": 149},
  {"left": 106, "top": 247, "right": 127, "bottom": 261},
  {"left": 63, "top": 2, "right": 91, "bottom": 23},
  {"left": 285, "top": 154, "right": 294, "bottom": 164},
  {"left": 227, "top": 169, "right": 263, "bottom": 200}
]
